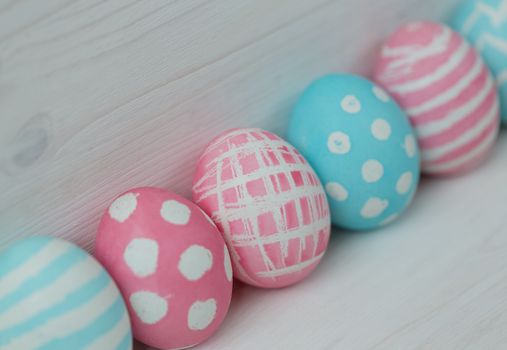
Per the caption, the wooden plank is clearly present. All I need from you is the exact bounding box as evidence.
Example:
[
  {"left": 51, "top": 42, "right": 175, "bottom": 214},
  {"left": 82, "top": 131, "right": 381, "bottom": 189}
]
[
  {"left": 0, "top": 0, "right": 460, "bottom": 249},
  {"left": 144, "top": 136, "right": 506, "bottom": 350},
  {"left": 5, "top": 1, "right": 507, "bottom": 350}
]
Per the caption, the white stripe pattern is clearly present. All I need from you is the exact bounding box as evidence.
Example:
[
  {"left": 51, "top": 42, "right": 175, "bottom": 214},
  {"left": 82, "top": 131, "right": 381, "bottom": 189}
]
[
  {"left": 376, "top": 21, "right": 501, "bottom": 174},
  {"left": 477, "top": 32, "right": 507, "bottom": 54},
  {"left": 194, "top": 162, "right": 313, "bottom": 203},
  {"left": 231, "top": 133, "right": 319, "bottom": 263},
  {"left": 423, "top": 125, "right": 498, "bottom": 172},
  {"left": 211, "top": 147, "right": 258, "bottom": 285},
  {"left": 416, "top": 73, "right": 495, "bottom": 137},
  {"left": 463, "top": 0, "right": 507, "bottom": 34},
  {"left": 217, "top": 185, "right": 325, "bottom": 222},
  {"left": 422, "top": 99, "right": 499, "bottom": 161},
  {"left": 85, "top": 306, "right": 130, "bottom": 350},
  {"left": 0, "top": 280, "right": 119, "bottom": 350},
  {"left": 232, "top": 217, "right": 330, "bottom": 247},
  {"left": 406, "top": 56, "right": 485, "bottom": 117},
  {"left": 389, "top": 41, "right": 470, "bottom": 94},
  {"left": 383, "top": 27, "right": 452, "bottom": 72},
  {"left": 194, "top": 137, "right": 305, "bottom": 188},
  {"left": 0, "top": 240, "right": 70, "bottom": 299},
  {"left": 497, "top": 70, "right": 507, "bottom": 86},
  {"left": 0, "top": 257, "right": 101, "bottom": 329},
  {"left": 256, "top": 252, "right": 326, "bottom": 278}
]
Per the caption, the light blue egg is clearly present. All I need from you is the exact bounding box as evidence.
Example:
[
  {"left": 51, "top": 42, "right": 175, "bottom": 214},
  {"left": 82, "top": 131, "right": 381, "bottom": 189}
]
[
  {"left": 451, "top": 0, "right": 507, "bottom": 124},
  {"left": 0, "top": 236, "right": 132, "bottom": 350},
  {"left": 287, "top": 74, "right": 421, "bottom": 230}
]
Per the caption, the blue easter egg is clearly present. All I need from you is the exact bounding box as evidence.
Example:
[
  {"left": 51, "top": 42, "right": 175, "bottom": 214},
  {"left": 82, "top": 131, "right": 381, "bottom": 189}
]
[
  {"left": 451, "top": 0, "right": 507, "bottom": 124},
  {"left": 0, "top": 236, "right": 132, "bottom": 350},
  {"left": 287, "top": 74, "right": 421, "bottom": 230}
]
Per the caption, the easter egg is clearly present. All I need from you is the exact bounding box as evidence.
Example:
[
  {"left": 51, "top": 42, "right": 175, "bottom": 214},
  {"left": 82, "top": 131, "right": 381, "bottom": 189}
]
[
  {"left": 192, "top": 128, "right": 331, "bottom": 289},
  {"left": 374, "top": 21, "right": 500, "bottom": 175},
  {"left": 287, "top": 74, "right": 420, "bottom": 231},
  {"left": 0, "top": 236, "right": 132, "bottom": 350},
  {"left": 451, "top": 0, "right": 507, "bottom": 124},
  {"left": 95, "top": 187, "right": 232, "bottom": 350}
]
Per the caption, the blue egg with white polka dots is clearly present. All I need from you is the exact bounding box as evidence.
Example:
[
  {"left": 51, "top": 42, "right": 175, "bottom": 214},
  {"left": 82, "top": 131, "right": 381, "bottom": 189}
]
[
  {"left": 450, "top": 0, "right": 507, "bottom": 124},
  {"left": 287, "top": 74, "right": 421, "bottom": 230}
]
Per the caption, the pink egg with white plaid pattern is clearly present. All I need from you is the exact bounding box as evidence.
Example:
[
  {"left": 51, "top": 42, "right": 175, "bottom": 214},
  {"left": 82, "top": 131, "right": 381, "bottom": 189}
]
[
  {"left": 95, "top": 187, "right": 232, "bottom": 350},
  {"left": 374, "top": 21, "right": 500, "bottom": 175},
  {"left": 192, "top": 128, "right": 331, "bottom": 289}
]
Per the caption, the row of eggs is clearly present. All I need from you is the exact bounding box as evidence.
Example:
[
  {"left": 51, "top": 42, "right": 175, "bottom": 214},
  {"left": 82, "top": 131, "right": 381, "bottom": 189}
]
[{"left": 2, "top": 3, "right": 506, "bottom": 348}]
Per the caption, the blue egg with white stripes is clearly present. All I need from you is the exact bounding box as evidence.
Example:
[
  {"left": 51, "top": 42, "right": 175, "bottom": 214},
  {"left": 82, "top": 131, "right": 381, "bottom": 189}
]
[
  {"left": 0, "top": 236, "right": 132, "bottom": 350},
  {"left": 451, "top": 0, "right": 507, "bottom": 124},
  {"left": 287, "top": 74, "right": 421, "bottom": 230}
]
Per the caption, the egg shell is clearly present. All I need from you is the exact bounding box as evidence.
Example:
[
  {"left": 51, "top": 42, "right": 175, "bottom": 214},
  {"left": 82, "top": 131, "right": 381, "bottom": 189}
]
[
  {"left": 192, "top": 128, "right": 331, "bottom": 289},
  {"left": 451, "top": 0, "right": 507, "bottom": 124},
  {"left": 95, "top": 187, "right": 232, "bottom": 350},
  {"left": 287, "top": 74, "right": 420, "bottom": 231},
  {"left": 0, "top": 236, "right": 132, "bottom": 350},
  {"left": 374, "top": 21, "right": 500, "bottom": 175}
]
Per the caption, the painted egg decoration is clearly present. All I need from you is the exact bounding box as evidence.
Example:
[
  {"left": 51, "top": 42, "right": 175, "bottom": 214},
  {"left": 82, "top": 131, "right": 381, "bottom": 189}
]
[
  {"left": 374, "top": 21, "right": 500, "bottom": 175},
  {"left": 287, "top": 74, "right": 420, "bottom": 231},
  {"left": 0, "top": 236, "right": 132, "bottom": 350},
  {"left": 192, "top": 128, "right": 331, "bottom": 289},
  {"left": 95, "top": 187, "right": 232, "bottom": 350},
  {"left": 451, "top": 0, "right": 507, "bottom": 124}
]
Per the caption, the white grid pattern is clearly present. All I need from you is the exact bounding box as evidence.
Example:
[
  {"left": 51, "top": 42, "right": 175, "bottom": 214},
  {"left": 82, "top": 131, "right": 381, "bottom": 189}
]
[{"left": 193, "top": 129, "right": 330, "bottom": 286}]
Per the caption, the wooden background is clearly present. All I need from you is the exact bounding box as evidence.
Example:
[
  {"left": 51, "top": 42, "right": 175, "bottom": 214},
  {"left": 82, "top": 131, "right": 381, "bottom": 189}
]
[
  {"left": 0, "top": 0, "right": 461, "bottom": 250},
  {"left": 4, "top": 1, "right": 507, "bottom": 350}
]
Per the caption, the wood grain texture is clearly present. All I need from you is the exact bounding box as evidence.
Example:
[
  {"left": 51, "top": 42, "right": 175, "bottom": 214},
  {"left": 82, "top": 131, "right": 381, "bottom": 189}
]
[
  {"left": 3, "top": 1, "right": 507, "bottom": 349},
  {"left": 0, "top": 0, "right": 460, "bottom": 250},
  {"left": 141, "top": 136, "right": 505, "bottom": 350}
]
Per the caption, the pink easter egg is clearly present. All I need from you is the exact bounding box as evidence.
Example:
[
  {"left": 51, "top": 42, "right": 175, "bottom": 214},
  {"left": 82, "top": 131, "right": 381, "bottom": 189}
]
[
  {"left": 95, "top": 187, "right": 232, "bottom": 350},
  {"left": 374, "top": 21, "right": 500, "bottom": 175},
  {"left": 192, "top": 128, "right": 331, "bottom": 289}
]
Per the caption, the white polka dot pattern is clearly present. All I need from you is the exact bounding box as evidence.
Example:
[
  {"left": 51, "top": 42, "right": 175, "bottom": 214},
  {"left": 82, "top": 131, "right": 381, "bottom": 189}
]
[
  {"left": 396, "top": 172, "right": 413, "bottom": 195},
  {"left": 187, "top": 299, "right": 217, "bottom": 331},
  {"left": 109, "top": 192, "right": 139, "bottom": 223},
  {"left": 160, "top": 200, "right": 191, "bottom": 225},
  {"left": 341, "top": 95, "right": 362, "bottom": 113},
  {"left": 95, "top": 187, "right": 233, "bottom": 349},
  {"left": 362, "top": 160, "right": 384, "bottom": 183},
  {"left": 371, "top": 119, "right": 392, "bottom": 140},
  {"left": 325, "top": 182, "right": 349, "bottom": 202},
  {"left": 361, "top": 198, "right": 389, "bottom": 218},
  {"left": 404, "top": 135, "right": 417, "bottom": 158},
  {"left": 178, "top": 245, "right": 213, "bottom": 281},
  {"left": 327, "top": 131, "right": 351, "bottom": 154},
  {"left": 287, "top": 74, "right": 420, "bottom": 230},
  {"left": 130, "top": 291, "right": 168, "bottom": 325},
  {"left": 123, "top": 238, "right": 159, "bottom": 277}
]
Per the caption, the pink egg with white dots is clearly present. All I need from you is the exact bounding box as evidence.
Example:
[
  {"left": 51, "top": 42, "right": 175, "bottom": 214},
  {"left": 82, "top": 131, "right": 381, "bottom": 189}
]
[
  {"left": 192, "top": 128, "right": 331, "bottom": 289},
  {"left": 94, "top": 187, "right": 232, "bottom": 350},
  {"left": 374, "top": 21, "right": 500, "bottom": 175}
]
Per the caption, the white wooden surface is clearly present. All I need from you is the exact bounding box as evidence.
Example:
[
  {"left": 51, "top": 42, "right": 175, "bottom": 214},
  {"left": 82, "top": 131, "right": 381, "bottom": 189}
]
[
  {"left": 0, "top": 0, "right": 460, "bottom": 250},
  {"left": 161, "top": 135, "right": 507, "bottom": 350},
  {"left": 5, "top": 1, "right": 505, "bottom": 349}
]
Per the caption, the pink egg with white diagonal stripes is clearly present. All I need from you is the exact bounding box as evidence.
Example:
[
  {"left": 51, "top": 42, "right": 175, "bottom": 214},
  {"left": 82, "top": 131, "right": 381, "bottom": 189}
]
[
  {"left": 95, "top": 187, "right": 232, "bottom": 350},
  {"left": 374, "top": 21, "right": 500, "bottom": 175},
  {"left": 192, "top": 128, "right": 331, "bottom": 289}
]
